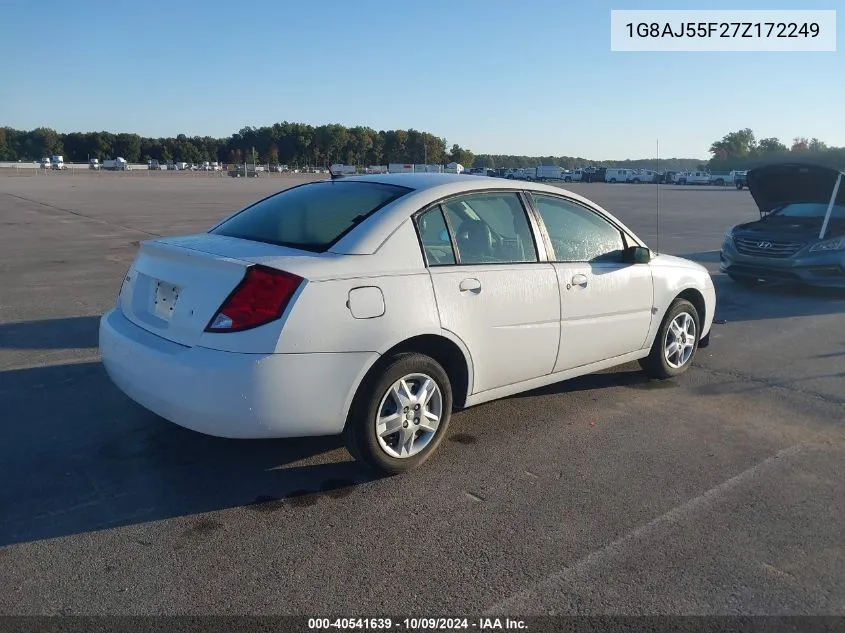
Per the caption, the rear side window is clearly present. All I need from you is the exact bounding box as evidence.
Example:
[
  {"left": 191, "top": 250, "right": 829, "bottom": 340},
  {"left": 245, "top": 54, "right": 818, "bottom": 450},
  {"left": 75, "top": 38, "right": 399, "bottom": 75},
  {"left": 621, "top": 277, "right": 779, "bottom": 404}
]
[
  {"left": 416, "top": 206, "right": 456, "bottom": 266},
  {"left": 211, "top": 181, "right": 411, "bottom": 251},
  {"left": 441, "top": 192, "right": 538, "bottom": 264}
]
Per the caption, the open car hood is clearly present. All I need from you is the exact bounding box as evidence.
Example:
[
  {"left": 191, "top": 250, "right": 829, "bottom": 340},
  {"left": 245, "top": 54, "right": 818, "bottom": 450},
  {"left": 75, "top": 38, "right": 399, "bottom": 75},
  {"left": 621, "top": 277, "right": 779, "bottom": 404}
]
[{"left": 747, "top": 163, "right": 845, "bottom": 215}]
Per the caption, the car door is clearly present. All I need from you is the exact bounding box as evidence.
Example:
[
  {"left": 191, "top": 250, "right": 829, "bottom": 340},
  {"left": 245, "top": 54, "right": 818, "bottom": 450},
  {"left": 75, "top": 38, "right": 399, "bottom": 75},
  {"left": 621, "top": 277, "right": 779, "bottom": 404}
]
[
  {"left": 527, "top": 192, "right": 655, "bottom": 373},
  {"left": 414, "top": 191, "right": 560, "bottom": 395}
]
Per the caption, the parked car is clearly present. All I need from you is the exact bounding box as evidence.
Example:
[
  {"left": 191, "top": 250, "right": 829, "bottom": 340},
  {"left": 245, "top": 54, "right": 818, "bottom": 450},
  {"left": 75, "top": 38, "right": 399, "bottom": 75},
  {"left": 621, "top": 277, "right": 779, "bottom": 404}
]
[
  {"left": 229, "top": 165, "right": 260, "bottom": 178},
  {"left": 563, "top": 169, "right": 583, "bottom": 182},
  {"left": 634, "top": 170, "right": 658, "bottom": 184},
  {"left": 583, "top": 167, "right": 606, "bottom": 183},
  {"left": 734, "top": 171, "right": 748, "bottom": 190},
  {"left": 676, "top": 171, "right": 711, "bottom": 185},
  {"left": 720, "top": 163, "right": 845, "bottom": 287},
  {"left": 709, "top": 172, "right": 733, "bottom": 186},
  {"left": 99, "top": 173, "right": 716, "bottom": 474}
]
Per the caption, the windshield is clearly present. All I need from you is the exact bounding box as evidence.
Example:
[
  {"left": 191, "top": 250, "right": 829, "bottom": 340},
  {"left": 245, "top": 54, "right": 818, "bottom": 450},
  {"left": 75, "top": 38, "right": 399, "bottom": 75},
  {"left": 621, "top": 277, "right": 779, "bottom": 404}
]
[
  {"left": 769, "top": 202, "right": 845, "bottom": 221},
  {"left": 211, "top": 180, "right": 412, "bottom": 251}
]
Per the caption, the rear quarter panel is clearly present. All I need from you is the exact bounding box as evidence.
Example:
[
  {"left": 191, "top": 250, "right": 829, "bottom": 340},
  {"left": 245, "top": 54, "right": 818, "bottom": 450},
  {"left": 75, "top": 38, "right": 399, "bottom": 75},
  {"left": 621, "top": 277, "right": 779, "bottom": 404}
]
[
  {"left": 274, "top": 272, "right": 440, "bottom": 354},
  {"left": 275, "top": 219, "right": 441, "bottom": 354},
  {"left": 195, "top": 220, "right": 441, "bottom": 354}
]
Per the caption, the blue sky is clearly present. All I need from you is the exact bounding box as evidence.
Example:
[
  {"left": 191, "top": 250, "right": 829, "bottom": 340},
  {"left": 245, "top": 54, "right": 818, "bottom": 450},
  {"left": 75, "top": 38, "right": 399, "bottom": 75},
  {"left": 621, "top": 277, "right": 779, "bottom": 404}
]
[{"left": 1, "top": 0, "right": 842, "bottom": 159}]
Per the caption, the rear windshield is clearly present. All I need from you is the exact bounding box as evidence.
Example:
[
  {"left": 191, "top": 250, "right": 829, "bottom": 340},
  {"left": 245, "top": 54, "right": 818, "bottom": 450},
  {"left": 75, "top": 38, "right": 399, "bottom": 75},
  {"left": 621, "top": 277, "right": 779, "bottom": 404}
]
[{"left": 211, "top": 180, "right": 411, "bottom": 251}]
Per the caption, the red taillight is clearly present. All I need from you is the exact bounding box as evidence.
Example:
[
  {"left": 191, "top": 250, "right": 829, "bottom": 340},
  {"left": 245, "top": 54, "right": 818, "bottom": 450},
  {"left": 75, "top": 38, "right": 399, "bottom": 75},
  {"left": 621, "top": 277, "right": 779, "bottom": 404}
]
[{"left": 205, "top": 265, "right": 303, "bottom": 333}]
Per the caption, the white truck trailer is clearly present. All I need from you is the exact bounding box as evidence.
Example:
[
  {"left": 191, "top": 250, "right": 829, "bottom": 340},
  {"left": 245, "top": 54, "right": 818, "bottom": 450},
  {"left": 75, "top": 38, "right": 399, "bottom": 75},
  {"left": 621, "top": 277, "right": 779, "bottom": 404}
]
[
  {"left": 330, "top": 164, "right": 357, "bottom": 175},
  {"left": 102, "top": 157, "right": 129, "bottom": 171},
  {"left": 535, "top": 165, "right": 565, "bottom": 181}
]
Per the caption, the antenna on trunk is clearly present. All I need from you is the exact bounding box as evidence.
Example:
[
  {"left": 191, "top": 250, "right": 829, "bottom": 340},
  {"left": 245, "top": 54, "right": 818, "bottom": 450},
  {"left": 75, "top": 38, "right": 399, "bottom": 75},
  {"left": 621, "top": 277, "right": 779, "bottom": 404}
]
[{"left": 656, "top": 138, "right": 660, "bottom": 254}]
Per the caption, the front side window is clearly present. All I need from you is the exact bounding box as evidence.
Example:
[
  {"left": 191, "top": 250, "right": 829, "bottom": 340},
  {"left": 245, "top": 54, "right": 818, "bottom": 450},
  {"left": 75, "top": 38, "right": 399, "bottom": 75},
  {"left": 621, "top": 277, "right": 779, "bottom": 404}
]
[
  {"left": 211, "top": 180, "right": 411, "bottom": 252},
  {"left": 441, "top": 192, "right": 538, "bottom": 264},
  {"left": 531, "top": 194, "right": 626, "bottom": 263}
]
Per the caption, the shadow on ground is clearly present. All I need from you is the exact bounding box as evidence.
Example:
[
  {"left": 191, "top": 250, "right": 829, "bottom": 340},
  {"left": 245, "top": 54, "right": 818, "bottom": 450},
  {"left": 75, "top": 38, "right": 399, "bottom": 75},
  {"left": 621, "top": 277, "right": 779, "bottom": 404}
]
[
  {"left": 711, "top": 274, "right": 845, "bottom": 323},
  {"left": 0, "top": 361, "right": 382, "bottom": 547},
  {"left": 508, "top": 364, "right": 680, "bottom": 400},
  {"left": 675, "top": 253, "right": 845, "bottom": 323},
  {"left": 0, "top": 316, "right": 100, "bottom": 350},
  {"left": 677, "top": 250, "right": 723, "bottom": 264}
]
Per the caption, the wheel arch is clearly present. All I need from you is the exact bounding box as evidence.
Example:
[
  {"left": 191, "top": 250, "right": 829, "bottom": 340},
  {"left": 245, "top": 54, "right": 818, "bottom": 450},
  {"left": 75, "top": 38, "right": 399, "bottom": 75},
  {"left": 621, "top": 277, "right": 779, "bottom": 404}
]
[
  {"left": 674, "top": 287, "right": 707, "bottom": 330},
  {"left": 340, "top": 331, "right": 475, "bottom": 428},
  {"left": 645, "top": 279, "right": 711, "bottom": 351}
]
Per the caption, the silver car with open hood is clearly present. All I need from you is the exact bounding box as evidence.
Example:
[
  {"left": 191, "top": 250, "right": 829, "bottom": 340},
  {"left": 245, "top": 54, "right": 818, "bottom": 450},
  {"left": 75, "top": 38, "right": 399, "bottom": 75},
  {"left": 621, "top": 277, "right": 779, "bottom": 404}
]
[{"left": 720, "top": 162, "right": 845, "bottom": 287}]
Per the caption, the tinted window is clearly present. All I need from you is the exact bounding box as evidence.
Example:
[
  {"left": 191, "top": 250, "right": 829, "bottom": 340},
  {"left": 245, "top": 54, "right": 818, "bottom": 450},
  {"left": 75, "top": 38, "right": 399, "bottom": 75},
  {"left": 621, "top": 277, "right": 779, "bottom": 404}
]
[
  {"left": 416, "top": 206, "right": 456, "bottom": 266},
  {"left": 442, "top": 192, "right": 537, "bottom": 264},
  {"left": 211, "top": 181, "right": 411, "bottom": 251},
  {"left": 532, "top": 194, "right": 625, "bottom": 262}
]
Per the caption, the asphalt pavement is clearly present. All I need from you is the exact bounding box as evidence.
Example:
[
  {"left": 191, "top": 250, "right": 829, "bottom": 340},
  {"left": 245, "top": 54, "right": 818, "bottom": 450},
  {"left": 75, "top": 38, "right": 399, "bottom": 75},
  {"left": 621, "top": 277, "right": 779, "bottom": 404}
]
[{"left": 1, "top": 172, "right": 843, "bottom": 616}]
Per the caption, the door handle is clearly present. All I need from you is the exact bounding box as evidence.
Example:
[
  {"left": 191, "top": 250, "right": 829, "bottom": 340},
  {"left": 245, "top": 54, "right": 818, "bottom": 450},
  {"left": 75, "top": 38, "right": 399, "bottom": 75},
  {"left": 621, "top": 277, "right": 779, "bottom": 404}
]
[
  {"left": 459, "top": 278, "right": 482, "bottom": 293},
  {"left": 571, "top": 273, "right": 588, "bottom": 288}
]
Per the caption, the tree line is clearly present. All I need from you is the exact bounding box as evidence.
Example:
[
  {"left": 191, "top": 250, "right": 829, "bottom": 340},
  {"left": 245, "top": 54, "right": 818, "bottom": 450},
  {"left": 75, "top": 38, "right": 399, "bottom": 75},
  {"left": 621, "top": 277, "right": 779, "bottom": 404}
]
[
  {"left": 708, "top": 128, "right": 844, "bottom": 171},
  {"left": 472, "top": 154, "right": 704, "bottom": 172},
  {"left": 1, "top": 123, "right": 841, "bottom": 171},
  {"left": 0, "top": 124, "right": 474, "bottom": 168},
  {"left": 0, "top": 123, "right": 705, "bottom": 171}
]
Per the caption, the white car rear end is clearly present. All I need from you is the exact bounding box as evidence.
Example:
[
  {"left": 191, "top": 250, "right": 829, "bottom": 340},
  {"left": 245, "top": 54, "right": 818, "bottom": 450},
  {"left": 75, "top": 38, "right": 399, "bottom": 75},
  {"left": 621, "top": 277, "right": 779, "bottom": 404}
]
[
  {"left": 100, "top": 180, "right": 418, "bottom": 439},
  {"left": 100, "top": 174, "right": 716, "bottom": 474}
]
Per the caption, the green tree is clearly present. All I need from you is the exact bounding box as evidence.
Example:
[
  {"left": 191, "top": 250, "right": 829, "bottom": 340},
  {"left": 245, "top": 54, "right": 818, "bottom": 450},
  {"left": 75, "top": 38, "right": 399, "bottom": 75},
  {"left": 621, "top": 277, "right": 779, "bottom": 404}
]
[
  {"left": 809, "top": 138, "right": 827, "bottom": 152},
  {"left": 791, "top": 137, "right": 809, "bottom": 153},
  {"left": 448, "top": 144, "right": 474, "bottom": 167},
  {"left": 0, "top": 127, "right": 12, "bottom": 160},
  {"left": 756, "top": 137, "right": 788, "bottom": 154},
  {"left": 709, "top": 128, "right": 756, "bottom": 158}
]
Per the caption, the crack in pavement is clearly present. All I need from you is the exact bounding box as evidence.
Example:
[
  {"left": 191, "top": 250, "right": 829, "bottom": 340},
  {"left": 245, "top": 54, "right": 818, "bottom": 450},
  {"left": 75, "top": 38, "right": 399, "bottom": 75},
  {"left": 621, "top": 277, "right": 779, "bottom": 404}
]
[
  {"left": 693, "top": 363, "right": 845, "bottom": 407},
  {"left": 3, "top": 193, "right": 161, "bottom": 238},
  {"left": 483, "top": 442, "right": 812, "bottom": 615}
]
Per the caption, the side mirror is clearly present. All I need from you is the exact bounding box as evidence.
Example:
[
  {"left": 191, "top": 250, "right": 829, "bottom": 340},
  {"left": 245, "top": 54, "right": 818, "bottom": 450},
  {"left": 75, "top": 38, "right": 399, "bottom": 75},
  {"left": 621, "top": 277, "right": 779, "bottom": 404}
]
[{"left": 624, "top": 246, "right": 651, "bottom": 264}]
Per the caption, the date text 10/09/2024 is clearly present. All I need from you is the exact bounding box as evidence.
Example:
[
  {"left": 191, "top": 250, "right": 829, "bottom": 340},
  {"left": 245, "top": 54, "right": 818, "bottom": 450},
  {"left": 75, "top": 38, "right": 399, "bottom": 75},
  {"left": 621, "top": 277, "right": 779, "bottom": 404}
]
[{"left": 625, "top": 22, "right": 820, "bottom": 39}]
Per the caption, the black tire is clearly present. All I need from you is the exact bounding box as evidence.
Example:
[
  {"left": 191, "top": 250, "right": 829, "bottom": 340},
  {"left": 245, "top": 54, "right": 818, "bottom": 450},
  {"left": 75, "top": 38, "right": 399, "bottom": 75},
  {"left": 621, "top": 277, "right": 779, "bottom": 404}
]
[
  {"left": 715, "top": 178, "right": 724, "bottom": 186},
  {"left": 639, "top": 299, "right": 701, "bottom": 380},
  {"left": 342, "top": 352, "right": 453, "bottom": 475}
]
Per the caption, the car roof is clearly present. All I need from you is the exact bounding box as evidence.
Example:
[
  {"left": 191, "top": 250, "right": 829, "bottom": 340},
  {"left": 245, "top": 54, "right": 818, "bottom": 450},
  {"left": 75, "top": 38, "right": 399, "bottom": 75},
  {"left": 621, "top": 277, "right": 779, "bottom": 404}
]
[
  {"left": 327, "top": 173, "right": 642, "bottom": 255},
  {"left": 332, "top": 172, "right": 499, "bottom": 190},
  {"left": 329, "top": 171, "right": 600, "bottom": 198}
]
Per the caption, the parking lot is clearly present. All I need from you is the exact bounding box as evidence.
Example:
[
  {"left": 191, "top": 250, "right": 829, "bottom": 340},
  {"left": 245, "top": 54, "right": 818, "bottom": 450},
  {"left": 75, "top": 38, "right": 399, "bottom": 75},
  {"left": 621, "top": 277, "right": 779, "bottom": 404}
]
[{"left": 1, "top": 172, "right": 844, "bottom": 615}]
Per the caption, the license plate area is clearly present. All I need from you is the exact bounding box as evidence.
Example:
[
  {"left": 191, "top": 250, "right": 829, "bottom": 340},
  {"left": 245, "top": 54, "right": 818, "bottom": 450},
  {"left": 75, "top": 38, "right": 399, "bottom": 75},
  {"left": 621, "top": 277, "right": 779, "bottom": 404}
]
[{"left": 154, "top": 280, "right": 181, "bottom": 320}]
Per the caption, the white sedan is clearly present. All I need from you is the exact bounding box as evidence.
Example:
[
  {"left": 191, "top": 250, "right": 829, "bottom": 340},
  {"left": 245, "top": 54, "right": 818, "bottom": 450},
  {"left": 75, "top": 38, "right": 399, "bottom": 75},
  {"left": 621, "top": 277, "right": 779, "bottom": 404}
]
[{"left": 99, "top": 173, "right": 716, "bottom": 474}]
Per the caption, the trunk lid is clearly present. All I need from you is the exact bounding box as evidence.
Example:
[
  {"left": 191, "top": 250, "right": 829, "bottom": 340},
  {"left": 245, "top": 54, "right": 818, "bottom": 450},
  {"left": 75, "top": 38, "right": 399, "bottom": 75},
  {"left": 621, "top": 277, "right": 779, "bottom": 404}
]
[{"left": 119, "top": 234, "right": 313, "bottom": 348}]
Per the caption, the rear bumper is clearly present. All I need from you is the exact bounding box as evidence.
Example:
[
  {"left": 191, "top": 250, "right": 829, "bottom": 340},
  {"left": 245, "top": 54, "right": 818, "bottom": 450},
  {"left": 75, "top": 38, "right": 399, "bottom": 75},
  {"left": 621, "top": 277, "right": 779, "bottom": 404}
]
[
  {"left": 99, "top": 308, "right": 377, "bottom": 439},
  {"left": 720, "top": 243, "right": 845, "bottom": 288}
]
